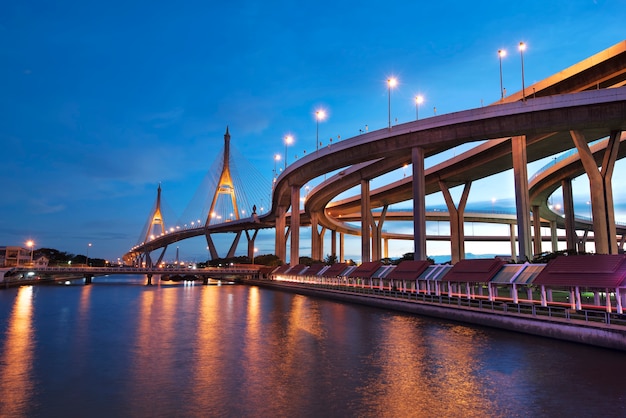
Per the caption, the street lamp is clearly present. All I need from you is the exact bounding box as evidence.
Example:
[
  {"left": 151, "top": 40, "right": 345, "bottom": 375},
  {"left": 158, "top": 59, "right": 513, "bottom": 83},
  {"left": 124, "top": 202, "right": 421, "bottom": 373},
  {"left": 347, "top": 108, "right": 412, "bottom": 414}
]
[
  {"left": 26, "top": 240, "right": 34, "bottom": 266},
  {"left": 87, "top": 242, "right": 92, "bottom": 267},
  {"left": 284, "top": 134, "right": 293, "bottom": 170},
  {"left": 414, "top": 95, "right": 424, "bottom": 120},
  {"left": 519, "top": 42, "right": 526, "bottom": 101},
  {"left": 252, "top": 247, "right": 258, "bottom": 265},
  {"left": 273, "top": 153, "right": 281, "bottom": 183},
  {"left": 315, "top": 110, "right": 326, "bottom": 152},
  {"left": 498, "top": 49, "right": 507, "bottom": 100},
  {"left": 387, "top": 77, "right": 397, "bottom": 129}
]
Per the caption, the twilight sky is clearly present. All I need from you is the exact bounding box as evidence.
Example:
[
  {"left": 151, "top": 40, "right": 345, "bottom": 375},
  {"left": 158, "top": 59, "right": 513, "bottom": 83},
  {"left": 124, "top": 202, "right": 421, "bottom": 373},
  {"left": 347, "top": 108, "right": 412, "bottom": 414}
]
[{"left": 1, "top": 0, "right": 625, "bottom": 262}]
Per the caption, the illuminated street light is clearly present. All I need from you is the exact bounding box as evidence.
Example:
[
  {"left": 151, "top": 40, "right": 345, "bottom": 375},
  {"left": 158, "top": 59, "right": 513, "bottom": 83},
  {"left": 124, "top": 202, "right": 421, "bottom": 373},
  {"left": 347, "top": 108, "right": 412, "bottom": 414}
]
[
  {"left": 26, "top": 240, "right": 34, "bottom": 266},
  {"left": 498, "top": 49, "right": 507, "bottom": 100},
  {"left": 315, "top": 109, "right": 326, "bottom": 152},
  {"left": 414, "top": 95, "right": 424, "bottom": 120},
  {"left": 87, "top": 242, "right": 92, "bottom": 267},
  {"left": 387, "top": 77, "right": 397, "bottom": 129},
  {"left": 252, "top": 247, "right": 258, "bottom": 264},
  {"left": 519, "top": 42, "right": 527, "bottom": 101},
  {"left": 284, "top": 134, "right": 294, "bottom": 170}
]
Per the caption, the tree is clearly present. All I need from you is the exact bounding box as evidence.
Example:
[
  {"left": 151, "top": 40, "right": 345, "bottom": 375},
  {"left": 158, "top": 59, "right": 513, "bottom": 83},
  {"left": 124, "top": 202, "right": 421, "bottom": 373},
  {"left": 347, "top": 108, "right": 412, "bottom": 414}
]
[
  {"left": 34, "top": 248, "right": 75, "bottom": 265},
  {"left": 324, "top": 254, "right": 337, "bottom": 265}
]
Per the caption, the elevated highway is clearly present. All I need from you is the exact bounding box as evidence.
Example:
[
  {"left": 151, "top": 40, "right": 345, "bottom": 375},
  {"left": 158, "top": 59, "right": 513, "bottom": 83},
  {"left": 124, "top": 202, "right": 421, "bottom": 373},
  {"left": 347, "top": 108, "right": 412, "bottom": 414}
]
[{"left": 125, "top": 41, "right": 626, "bottom": 265}]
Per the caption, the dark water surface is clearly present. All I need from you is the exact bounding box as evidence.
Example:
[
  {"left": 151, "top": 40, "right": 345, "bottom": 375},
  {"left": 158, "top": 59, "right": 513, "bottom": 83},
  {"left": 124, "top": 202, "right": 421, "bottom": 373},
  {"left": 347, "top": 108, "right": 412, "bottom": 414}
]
[{"left": 0, "top": 275, "right": 625, "bottom": 417}]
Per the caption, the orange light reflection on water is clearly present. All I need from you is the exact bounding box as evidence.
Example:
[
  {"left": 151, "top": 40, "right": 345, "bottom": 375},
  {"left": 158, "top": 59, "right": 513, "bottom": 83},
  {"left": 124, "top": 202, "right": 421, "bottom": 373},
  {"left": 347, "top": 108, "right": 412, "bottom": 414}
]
[{"left": 0, "top": 286, "right": 35, "bottom": 415}]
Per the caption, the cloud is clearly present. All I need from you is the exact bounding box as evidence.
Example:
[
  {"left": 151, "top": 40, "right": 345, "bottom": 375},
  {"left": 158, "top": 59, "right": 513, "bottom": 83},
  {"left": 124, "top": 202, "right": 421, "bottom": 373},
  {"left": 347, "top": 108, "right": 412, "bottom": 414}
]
[
  {"left": 29, "top": 199, "right": 66, "bottom": 214},
  {"left": 142, "top": 107, "right": 185, "bottom": 129}
]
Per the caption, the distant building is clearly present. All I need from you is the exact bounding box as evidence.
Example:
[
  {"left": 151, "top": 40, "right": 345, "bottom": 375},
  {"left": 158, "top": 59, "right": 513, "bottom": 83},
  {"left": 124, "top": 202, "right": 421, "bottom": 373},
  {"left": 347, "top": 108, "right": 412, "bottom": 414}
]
[
  {"left": 0, "top": 246, "right": 34, "bottom": 267},
  {"left": 34, "top": 255, "right": 49, "bottom": 267}
]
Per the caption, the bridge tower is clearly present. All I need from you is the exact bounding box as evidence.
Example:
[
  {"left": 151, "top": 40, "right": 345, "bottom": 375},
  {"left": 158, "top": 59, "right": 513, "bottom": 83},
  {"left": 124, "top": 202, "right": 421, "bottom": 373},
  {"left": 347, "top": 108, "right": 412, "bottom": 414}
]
[
  {"left": 144, "top": 183, "right": 166, "bottom": 243},
  {"left": 204, "top": 127, "right": 246, "bottom": 259},
  {"left": 206, "top": 127, "right": 240, "bottom": 225}
]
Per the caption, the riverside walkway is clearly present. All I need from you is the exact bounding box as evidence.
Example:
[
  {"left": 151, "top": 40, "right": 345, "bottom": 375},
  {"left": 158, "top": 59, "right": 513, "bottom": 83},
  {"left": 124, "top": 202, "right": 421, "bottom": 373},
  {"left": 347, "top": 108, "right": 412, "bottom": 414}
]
[{"left": 244, "top": 276, "right": 626, "bottom": 352}]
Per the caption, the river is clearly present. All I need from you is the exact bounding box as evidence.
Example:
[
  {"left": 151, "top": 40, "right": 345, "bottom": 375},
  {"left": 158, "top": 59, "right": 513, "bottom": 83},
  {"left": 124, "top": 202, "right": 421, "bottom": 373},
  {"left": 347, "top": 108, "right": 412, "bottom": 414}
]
[{"left": 0, "top": 275, "right": 624, "bottom": 417}]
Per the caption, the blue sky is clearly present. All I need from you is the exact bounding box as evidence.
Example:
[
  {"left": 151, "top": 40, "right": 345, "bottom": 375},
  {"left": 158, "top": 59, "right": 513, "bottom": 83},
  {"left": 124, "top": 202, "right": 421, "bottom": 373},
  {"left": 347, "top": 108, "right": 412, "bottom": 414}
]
[{"left": 1, "top": 1, "right": 625, "bottom": 262}]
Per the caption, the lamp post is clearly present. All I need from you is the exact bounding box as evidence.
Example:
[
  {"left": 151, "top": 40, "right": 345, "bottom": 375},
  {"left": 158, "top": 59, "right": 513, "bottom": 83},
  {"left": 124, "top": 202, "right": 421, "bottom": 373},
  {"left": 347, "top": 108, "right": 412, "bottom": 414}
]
[
  {"left": 26, "top": 240, "right": 34, "bottom": 266},
  {"left": 519, "top": 42, "right": 526, "bottom": 101},
  {"left": 284, "top": 134, "right": 293, "bottom": 170},
  {"left": 273, "top": 153, "right": 281, "bottom": 183},
  {"left": 387, "top": 77, "right": 397, "bottom": 129},
  {"left": 315, "top": 110, "right": 326, "bottom": 152},
  {"left": 414, "top": 95, "right": 424, "bottom": 120},
  {"left": 87, "top": 242, "right": 92, "bottom": 267},
  {"left": 252, "top": 247, "right": 258, "bottom": 265},
  {"left": 498, "top": 49, "right": 506, "bottom": 100}
]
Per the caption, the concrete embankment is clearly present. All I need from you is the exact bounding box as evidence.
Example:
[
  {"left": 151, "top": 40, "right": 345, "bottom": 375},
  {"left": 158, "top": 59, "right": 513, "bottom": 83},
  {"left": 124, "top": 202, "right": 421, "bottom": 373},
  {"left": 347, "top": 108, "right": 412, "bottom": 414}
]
[{"left": 242, "top": 279, "right": 626, "bottom": 352}]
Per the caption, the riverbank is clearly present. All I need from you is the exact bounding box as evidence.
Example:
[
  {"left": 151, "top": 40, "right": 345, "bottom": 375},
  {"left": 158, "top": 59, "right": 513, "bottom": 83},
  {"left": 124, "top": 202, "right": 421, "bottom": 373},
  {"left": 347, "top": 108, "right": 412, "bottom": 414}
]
[{"left": 241, "top": 278, "right": 626, "bottom": 352}]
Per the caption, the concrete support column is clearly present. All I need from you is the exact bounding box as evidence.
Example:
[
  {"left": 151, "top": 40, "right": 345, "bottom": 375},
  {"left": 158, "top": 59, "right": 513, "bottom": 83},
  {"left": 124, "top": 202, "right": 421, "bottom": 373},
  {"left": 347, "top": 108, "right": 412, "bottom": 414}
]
[
  {"left": 245, "top": 229, "right": 259, "bottom": 261},
  {"left": 570, "top": 130, "right": 621, "bottom": 254},
  {"left": 510, "top": 224, "right": 517, "bottom": 262},
  {"left": 550, "top": 221, "right": 558, "bottom": 252},
  {"left": 412, "top": 147, "right": 427, "bottom": 260},
  {"left": 512, "top": 135, "right": 532, "bottom": 262},
  {"left": 578, "top": 230, "right": 589, "bottom": 253},
  {"left": 339, "top": 233, "right": 345, "bottom": 262},
  {"left": 532, "top": 205, "right": 542, "bottom": 255},
  {"left": 275, "top": 206, "right": 287, "bottom": 263},
  {"left": 372, "top": 205, "right": 388, "bottom": 261},
  {"left": 331, "top": 230, "right": 337, "bottom": 259},
  {"left": 562, "top": 178, "right": 577, "bottom": 252},
  {"left": 384, "top": 239, "right": 389, "bottom": 259},
  {"left": 205, "top": 234, "right": 218, "bottom": 259},
  {"left": 290, "top": 186, "right": 301, "bottom": 265},
  {"left": 226, "top": 231, "right": 242, "bottom": 258},
  {"left": 361, "top": 179, "right": 371, "bottom": 263},
  {"left": 311, "top": 213, "right": 320, "bottom": 261},
  {"left": 319, "top": 227, "right": 326, "bottom": 261},
  {"left": 439, "top": 180, "right": 471, "bottom": 264}
]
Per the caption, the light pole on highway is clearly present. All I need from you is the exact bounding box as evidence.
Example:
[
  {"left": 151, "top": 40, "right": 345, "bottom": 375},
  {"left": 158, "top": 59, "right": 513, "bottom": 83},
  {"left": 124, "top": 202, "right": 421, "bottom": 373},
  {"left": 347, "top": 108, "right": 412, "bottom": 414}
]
[
  {"left": 498, "top": 49, "right": 507, "bottom": 100},
  {"left": 387, "top": 77, "right": 397, "bottom": 129},
  {"left": 519, "top": 42, "right": 527, "bottom": 101},
  {"left": 284, "top": 134, "right": 294, "bottom": 170},
  {"left": 315, "top": 110, "right": 326, "bottom": 152},
  {"left": 415, "top": 95, "right": 424, "bottom": 120}
]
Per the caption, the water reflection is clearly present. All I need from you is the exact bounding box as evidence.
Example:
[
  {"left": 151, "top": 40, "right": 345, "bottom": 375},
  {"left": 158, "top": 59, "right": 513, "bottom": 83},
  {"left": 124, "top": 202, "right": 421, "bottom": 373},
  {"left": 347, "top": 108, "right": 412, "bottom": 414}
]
[
  {"left": 0, "top": 286, "right": 35, "bottom": 416},
  {"left": 0, "top": 281, "right": 624, "bottom": 417}
]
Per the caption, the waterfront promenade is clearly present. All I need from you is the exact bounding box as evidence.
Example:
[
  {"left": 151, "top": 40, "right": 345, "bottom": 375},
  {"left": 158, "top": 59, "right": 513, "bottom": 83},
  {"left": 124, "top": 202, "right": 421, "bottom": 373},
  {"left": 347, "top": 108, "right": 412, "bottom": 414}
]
[{"left": 242, "top": 276, "right": 626, "bottom": 352}]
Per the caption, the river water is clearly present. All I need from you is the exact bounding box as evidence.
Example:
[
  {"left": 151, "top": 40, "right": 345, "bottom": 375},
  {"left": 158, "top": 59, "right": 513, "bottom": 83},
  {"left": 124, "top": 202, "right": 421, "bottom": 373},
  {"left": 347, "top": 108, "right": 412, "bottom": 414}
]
[{"left": 0, "top": 275, "right": 624, "bottom": 418}]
